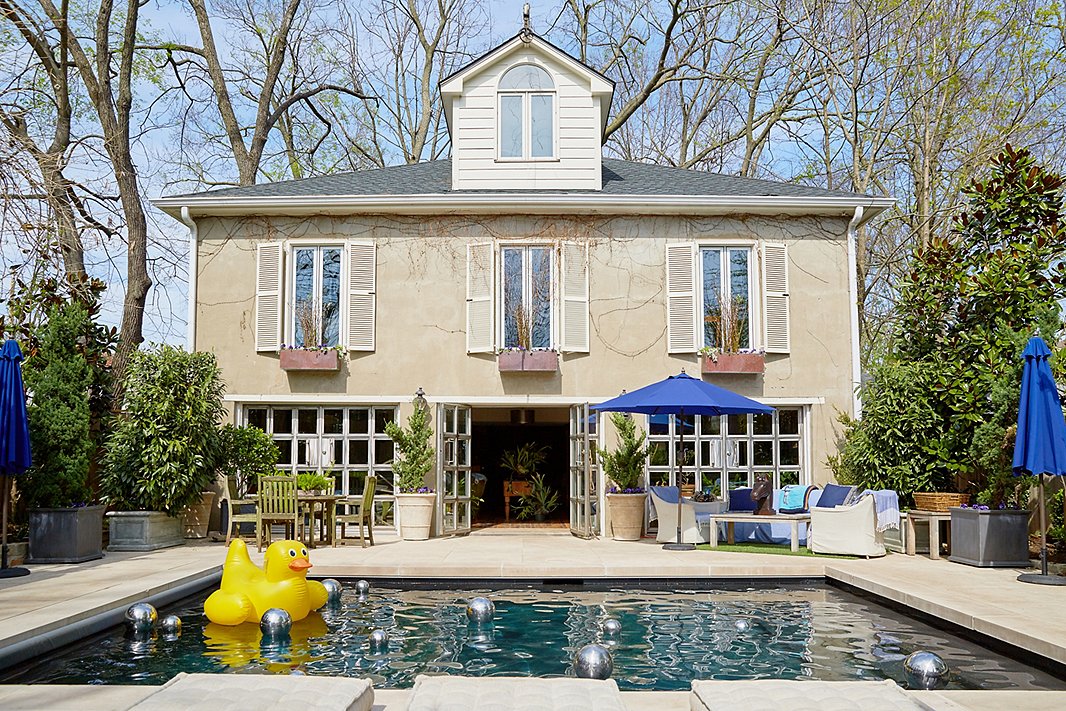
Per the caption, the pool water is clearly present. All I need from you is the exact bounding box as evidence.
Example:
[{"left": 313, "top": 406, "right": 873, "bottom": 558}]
[{"left": 5, "top": 584, "right": 1064, "bottom": 690}]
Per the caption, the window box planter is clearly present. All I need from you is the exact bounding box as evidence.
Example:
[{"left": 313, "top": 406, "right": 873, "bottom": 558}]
[
  {"left": 28, "top": 505, "right": 105, "bottom": 563},
  {"left": 497, "top": 350, "right": 559, "bottom": 372},
  {"left": 948, "top": 507, "right": 1029, "bottom": 567},
  {"left": 701, "top": 352, "right": 765, "bottom": 374},
  {"left": 280, "top": 349, "right": 340, "bottom": 371}
]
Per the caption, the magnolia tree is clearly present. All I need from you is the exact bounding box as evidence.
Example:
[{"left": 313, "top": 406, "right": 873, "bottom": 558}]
[{"left": 832, "top": 145, "right": 1066, "bottom": 507}]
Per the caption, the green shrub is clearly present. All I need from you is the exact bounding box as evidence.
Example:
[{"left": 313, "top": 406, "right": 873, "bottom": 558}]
[
  {"left": 297, "top": 472, "right": 332, "bottom": 492},
  {"left": 20, "top": 302, "right": 94, "bottom": 509},
  {"left": 384, "top": 399, "right": 435, "bottom": 492},
  {"left": 219, "top": 424, "right": 279, "bottom": 498},
  {"left": 597, "top": 413, "right": 647, "bottom": 491},
  {"left": 101, "top": 345, "right": 226, "bottom": 514}
]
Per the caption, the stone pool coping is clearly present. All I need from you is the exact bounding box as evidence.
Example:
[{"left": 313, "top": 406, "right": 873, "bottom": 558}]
[{"left": 1, "top": 531, "right": 1065, "bottom": 695}]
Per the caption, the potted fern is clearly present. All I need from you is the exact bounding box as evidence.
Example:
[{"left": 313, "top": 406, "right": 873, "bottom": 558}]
[
  {"left": 598, "top": 413, "right": 648, "bottom": 540},
  {"left": 385, "top": 397, "right": 436, "bottom": 540}
]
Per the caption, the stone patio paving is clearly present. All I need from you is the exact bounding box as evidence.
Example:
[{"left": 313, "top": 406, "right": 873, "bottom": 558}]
[{"left": 1, "top": 530, "right": 1065, "bottom": 709}]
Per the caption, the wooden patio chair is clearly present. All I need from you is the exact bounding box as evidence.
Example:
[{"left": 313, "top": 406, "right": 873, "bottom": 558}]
[
  {"left": 257, "top": 475, "right": 299, "bottom": 551},
  {"left": 337, "top": 475, "right": 376, "bottom": 547},
  {"left": 223, "top": 474, "right": 259, "bottom": 545}
]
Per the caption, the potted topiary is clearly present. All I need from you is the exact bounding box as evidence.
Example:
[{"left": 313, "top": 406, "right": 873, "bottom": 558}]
[
  {"left": 22, "top": 302, "right": 105, "bottom": 563},
  {"left": 598, "top": 413, "right": 649, "bottom": 540},
  {"left": 217, "top": 424, "right": 279, "bottom": 537},
  {"left": 385, "top": 397, "right": 436, "bottom": 540},
  {"left": 101, "top": 345, "right": 226, "bottom": 550}
]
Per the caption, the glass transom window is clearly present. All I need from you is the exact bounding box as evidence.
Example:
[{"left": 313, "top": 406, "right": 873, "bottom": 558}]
[
  {"left": 292, "top": 246, "right": 342, "bottom": 348},
  {"left": 501, "top": 245, "right": 554, "bottom": 349},
  {"left": 498, "top": 64, "right": 555, "bottom": 160},
  {"left": 702, "top": 247, "right": 752, "bottom": 351}
]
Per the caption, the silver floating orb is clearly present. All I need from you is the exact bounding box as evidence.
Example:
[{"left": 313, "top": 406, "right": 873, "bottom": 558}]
[
  {"left": 260, "top": 608, "right": 293, "bottom": 638},
  {"left": 466, "top": 596, "right": 495, "bottom": 624},
  {"left": 734, "top": 619, "right": 751, "bottom": 632},
  {"left": 321, "top": 578, "right": 343, "bottom": 605},
  {"left": 904, "top": 651, "right": 948, "bottom": 689},
  {"left": 159, "top": 615, "right": 182, "bottom": 637},
  {"left": 573, "top": 643, "right": 613, "bottom": 680},
  {"left": 602, "top": 617, "right": 622, "bottom": 635},
  {"left": 355, "top": 579, "right": 371, "bottom": 598},
  {"left": 368, "top": 628, "right": 389, "bottom": 652},
  {"left": 124, "top": 603, "right": 157, "bottom": 635}
]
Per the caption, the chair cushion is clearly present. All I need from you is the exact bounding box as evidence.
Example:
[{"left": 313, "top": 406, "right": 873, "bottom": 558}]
[
  {"left": 650, "top": 485, "right": 679, "bottom": 504},
  {"left": 407, "top": 675, "right": 626, "bottom": 711},
  {"left": 818, "top": 483, "right": 854, "bottom": 509},
  {"left": 728, "top": 488, "right": 757, "bottom": 512},
  {"left": 689, "top": 680, "right": 925, "bottom": 711}
]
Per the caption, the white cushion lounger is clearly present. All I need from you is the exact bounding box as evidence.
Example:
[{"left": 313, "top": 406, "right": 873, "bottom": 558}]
[
  {"left": 406, "top": 674, "right": 627, "bottom": 711},
  {"left": 129, "top": 672, "right": 374, "bottom": 711},
  {"left": 689, "top": 679, "right": 940, "bottom": 711}
]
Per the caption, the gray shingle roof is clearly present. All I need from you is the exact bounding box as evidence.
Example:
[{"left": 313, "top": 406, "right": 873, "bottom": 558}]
[{"left": 171, "top": 158, "right": 875, "bottom": 200}]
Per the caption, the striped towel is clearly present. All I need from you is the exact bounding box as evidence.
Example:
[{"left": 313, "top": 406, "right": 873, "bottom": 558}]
[{"left": 861, "top": 489, "right": 901, "bottom": 531}]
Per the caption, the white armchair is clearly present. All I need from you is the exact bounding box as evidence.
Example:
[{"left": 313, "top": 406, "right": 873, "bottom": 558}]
[
  {"left": 650, "top": 486, "right": 726, "bottom": 543},
  {"left": 809, "top": 494, "right": 886, "bottom": 557}
]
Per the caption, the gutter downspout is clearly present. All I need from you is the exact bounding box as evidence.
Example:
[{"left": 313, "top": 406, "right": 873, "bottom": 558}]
[
  {"left": 180, "top": 207, "right": 198, "bottom": 351},
  {"left": 847, "top": 206, "right": 864, "bottom": 418}
]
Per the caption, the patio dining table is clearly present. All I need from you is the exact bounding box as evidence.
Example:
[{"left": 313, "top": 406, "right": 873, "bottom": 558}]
[{"left": 298, "top": 493, "right": 341, "bottom": 549}]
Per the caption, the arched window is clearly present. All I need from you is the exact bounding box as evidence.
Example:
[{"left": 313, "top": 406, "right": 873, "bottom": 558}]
[{"left": 498, "top": 64, "right": 555, "bottom": 160}]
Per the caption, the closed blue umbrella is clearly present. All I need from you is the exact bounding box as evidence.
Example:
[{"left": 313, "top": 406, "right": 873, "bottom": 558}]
[
  {"left": 1013, "top": 337, "right": 1066, "bottom": 585},
  {"left": 0, "top": 339, "right": 32, "bottom": 578},
  {"left": 594, "top": 371, "right": 773, "bottom": 550}
]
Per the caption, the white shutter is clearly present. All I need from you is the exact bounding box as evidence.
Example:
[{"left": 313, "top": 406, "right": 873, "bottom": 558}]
[
  {"left": 347, "top": 242, "right": 376, "bottom": 351},
  {"left": 763, "top": 242, "right": 790, "bottom": 353},
  {"left": 559, "top": 242, "right": 589, "bottom": 353},
  {"left": 666, "top": 243, "right": 698, "bottom": 353},
  {"left": 466, "top": 243, "right": 495, "bottom": 353},
  {"left": 255, "top": 243, "right": 283, "bottom": 352}
]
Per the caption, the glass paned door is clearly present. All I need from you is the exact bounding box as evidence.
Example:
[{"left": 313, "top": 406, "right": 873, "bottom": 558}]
[
  {"left": 569, "top": 403, "right": 596, "bottom": 539},
  {"left": 437, "top": 404, "right": 472, "bottom": 536}
]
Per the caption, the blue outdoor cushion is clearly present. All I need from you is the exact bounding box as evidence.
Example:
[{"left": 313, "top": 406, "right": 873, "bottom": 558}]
[
  {"left": 818, "top": 482, "right": 854, "bottom": 508},
  {"left": 728, "top": 488, "right": 757, "bottom": 512}
]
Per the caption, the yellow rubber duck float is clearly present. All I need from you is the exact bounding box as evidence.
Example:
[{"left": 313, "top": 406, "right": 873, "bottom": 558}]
[{"left": 204, "top": 539, "right": 328, "bottom": 625}]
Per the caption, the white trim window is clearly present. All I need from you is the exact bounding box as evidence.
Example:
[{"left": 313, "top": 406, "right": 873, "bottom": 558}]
[
  {"left": 498, "top": 64, "right": 556, "bottom": 160},
  {"left": 290, "top": 245, "right": 343, "bottom": 348},
  {"left": 701, "top": 247, "right": 752, "bottom": 351},
  {"left": 500, "top": 245, "right": 554, "bottom": 349}
]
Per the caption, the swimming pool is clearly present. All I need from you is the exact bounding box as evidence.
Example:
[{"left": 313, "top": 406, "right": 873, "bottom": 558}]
[{"left": 4, "top": 583, "right": 1064, "bottom": 690}]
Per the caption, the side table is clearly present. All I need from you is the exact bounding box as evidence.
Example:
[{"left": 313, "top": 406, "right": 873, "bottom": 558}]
[{"left": 905, "top": 509, "right": 952, "bottom": 559}]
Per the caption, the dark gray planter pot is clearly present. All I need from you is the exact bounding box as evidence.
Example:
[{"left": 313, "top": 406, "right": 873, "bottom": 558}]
[
  {"left": 106, "top": 511, "right": 185, "bottom": 551},
  {"left": 28, "top": 505, "right": 105, "bottom": 563},
  {"left": 949, "top": 507, "right": 1029, "bottom": 567}
]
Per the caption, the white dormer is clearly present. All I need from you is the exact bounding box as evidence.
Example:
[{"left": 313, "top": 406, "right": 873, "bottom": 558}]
[{"left": 440, "top": 32, "right": 614, "bottom": 191}]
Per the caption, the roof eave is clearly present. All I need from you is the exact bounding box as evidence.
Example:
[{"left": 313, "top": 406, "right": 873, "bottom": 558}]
[{"left": 154, "top": 193, "right": 895, "bottom": 221}]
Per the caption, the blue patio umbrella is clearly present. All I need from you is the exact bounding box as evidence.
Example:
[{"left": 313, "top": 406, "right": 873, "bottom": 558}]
[
  {"left": 594, "top": 370, "right": 773, "bottom": 550},
  {"left": 0, "top": 339, "right": 32, "bottom": 578},
  {"left": 1012, "top": 337, "right": 1066, "bottom": 585}
]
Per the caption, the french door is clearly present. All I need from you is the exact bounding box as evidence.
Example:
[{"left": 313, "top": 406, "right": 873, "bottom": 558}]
[
  {"left": 569, "top": 403, "right": 597, "bottom": 538},
  {"left": 437, "top": 404, "right": 473, "bottom": 536}
]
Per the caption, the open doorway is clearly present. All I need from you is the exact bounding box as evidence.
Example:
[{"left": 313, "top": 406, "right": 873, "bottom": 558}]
[{"left": 471, "top": 407, "right": 569, "bottom": 528}]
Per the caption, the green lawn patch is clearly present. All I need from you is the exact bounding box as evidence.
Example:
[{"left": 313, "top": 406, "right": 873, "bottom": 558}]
[{"left": 696, "top": 542, "right": 857, "bottom": 559}]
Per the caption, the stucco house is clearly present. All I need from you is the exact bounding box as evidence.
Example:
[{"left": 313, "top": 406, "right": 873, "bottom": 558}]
[{"left": 155, "top": 28, "right": 892, "bottom": 538}]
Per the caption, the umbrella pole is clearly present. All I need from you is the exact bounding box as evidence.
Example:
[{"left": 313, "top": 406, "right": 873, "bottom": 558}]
[
  {"left": 1040, "top": 475, "right": 1048, "bottom": 577},
  {"left": 664, "top": 409, "right": 694, "bottom": 551}
]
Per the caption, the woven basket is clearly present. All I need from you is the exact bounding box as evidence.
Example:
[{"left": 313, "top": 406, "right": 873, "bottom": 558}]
[{"left": 912, "top": 492, "right": 970, "bottom": 512}]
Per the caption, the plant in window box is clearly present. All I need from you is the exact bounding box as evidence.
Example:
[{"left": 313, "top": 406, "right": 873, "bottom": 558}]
[
  {"left": 701, "top": 296, "right": 764, "bottom": 374},
  {"left": 384, "top": 397, "right": 436, "bottom": 540},
  {"left": 280, "top": 299, "right": 344, "bottom": 371},
  {"left": 497, "top": 281, "right": 558, "bottom": 372},
  {"left": 598, "top": 413, "right": 649, "bottom": 541}
]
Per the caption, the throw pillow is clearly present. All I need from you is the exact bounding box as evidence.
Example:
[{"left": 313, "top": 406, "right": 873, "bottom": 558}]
[
  {"left": 728, "top": 488, "right": 757, "bottom": 512},
  {"left": 818, "top": 482, "right": 854, "bottom": 508}
]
